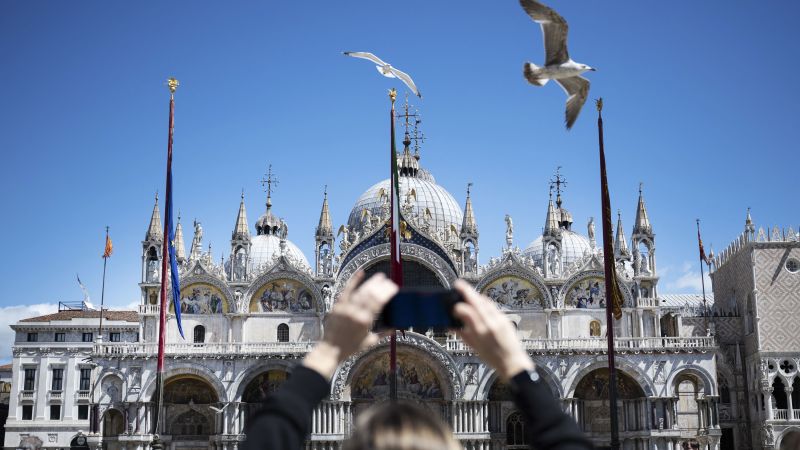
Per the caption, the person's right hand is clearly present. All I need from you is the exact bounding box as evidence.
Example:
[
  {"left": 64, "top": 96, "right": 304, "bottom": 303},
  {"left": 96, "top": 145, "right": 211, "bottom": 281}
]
[
  {"left": 453, "top": 279, "right": 535, "bottom": 381},
  {"left": 303, "top": 272, "right": 398, "bottom": 380}
]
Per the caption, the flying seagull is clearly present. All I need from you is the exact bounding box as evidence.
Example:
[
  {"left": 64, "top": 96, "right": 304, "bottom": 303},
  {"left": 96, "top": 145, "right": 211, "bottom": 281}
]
[
  {"left": 343, "top": 52, "right": 422, "bottom": 98},
  {"left": 519, "top": 0, "right": 596, "bottom": 130}
]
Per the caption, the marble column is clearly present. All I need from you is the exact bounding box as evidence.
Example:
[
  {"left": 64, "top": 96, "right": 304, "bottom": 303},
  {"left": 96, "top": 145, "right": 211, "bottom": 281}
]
[
  {"left": 786, "top": 386, "right": 794, "bottom": 416},
  {"left": 764, "top": 387, "right": 774, "bottom": 420}
]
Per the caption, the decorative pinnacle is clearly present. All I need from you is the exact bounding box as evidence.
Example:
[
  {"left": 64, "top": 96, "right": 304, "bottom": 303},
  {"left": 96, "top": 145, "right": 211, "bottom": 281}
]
[
  {"left": 639, "top": 182, "right": 643, "bottom": 195},
  {"left": 167, "top": 78, "right": 179, "bottom": 94},
  {"left": 389, "top": 88, "right": 397, "bottom": 104},
  {"left": 466, "top": 182, "right": 473, "bottom": 197},
  {"left": 241, "top": 189, "right": 245, "bottom": 200},
  {"left": 595, "top": 97, "right": 603, "bottom": 112}
]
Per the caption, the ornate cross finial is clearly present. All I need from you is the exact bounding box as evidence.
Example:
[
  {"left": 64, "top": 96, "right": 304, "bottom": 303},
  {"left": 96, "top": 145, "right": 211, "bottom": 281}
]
[
  {"left": 639, "top": 182, "right": 644, "bottom": 195},
  {"left": 466, "top": 182, "right": 473, "bottom": 197},
  {"left": 260, "top": 164, "right": 279, "bottom": 209},
  {"left": 167, "top": 77, "right": 179, "bottom": 94},
  {"left": 412, "top": 109, "right": 425, "bottom": 157},
  {"left": 397, "top": 94, "right": 418, "bottom": 148},
  {"left": 549, "top": 167, "right": 567, "bottom": 207},
  {"left": 324, "top": 184, "right": 328, "bottom": 198}
]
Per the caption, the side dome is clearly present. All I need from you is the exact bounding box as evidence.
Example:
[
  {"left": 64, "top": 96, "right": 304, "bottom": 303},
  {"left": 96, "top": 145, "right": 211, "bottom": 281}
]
[
  {"left": 347, "top": 175, "right": 463, "bottom": 236},
  {"left": 523, "top": 230, "right": 592, "bottom": 268},
  {"left": 249, "top": 234, "right": 310, "bottom": 270}
]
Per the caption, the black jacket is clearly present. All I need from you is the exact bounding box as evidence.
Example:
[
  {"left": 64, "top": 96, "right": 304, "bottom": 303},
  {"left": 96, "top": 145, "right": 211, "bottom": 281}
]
[{"left": 242, "top": 365, "right": 593, "bottom": 450}]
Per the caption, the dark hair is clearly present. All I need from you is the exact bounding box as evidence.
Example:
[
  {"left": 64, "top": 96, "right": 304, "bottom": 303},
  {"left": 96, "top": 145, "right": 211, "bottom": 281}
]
[{"left": 343, "top": 401, "right": 460, "bottom": 450}]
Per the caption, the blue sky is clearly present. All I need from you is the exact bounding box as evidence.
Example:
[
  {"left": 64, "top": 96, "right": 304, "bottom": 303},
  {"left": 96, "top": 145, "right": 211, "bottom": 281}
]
[{"left": 0, "top": 1, "right": 797, "bottom": 359}]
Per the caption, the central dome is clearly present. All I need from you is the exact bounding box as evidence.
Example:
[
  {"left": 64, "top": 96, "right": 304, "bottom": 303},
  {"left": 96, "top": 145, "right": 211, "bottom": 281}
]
[
  {"left": 523, "top": 230, "right": 593, "bottom": 268},
  {"left": 348, "top": 170, "right": 463, "bottom": 235},
  {"left": 249, "top": 234, "right": 310, "bottom": 270}
]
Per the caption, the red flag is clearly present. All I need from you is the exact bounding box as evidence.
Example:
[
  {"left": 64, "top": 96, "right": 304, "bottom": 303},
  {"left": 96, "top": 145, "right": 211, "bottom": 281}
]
[
  {"left": 697, "top": 227, "right": 708, "bottom": 263},
  {"left": 102, "top": 234, "right": 113, "bottom": 259}
]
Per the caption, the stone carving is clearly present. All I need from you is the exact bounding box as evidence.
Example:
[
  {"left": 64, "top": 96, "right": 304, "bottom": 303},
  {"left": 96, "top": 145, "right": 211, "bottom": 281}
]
[
  {"left": 505, "top": 215, "right": 514, "bottom": 248},
  {"left": 462, "top": 363, "right": 479, "bottom": 385},
  {"left": 762, "top": 424, "right": 774, "bottom": 446},
  {"left": 321, "top": 285, "right": 332, "bottom": 312},
  {"left": 587, "top": 217, "right": 595, "bottom": 242}
]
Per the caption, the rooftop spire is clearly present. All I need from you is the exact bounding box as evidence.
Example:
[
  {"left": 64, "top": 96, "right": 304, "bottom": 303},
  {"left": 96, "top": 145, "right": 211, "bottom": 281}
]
[
  {"left": 397, "top": 94, "right": 420, "bottom": 176},
  {"left": 260, "top": 164, "right": 278, "bottom": 212},
  {"left": 544, "top": 188, "right": 560, "bottom": 237},
  {"left": 316, "top": 186, "right": 333, "bottom": 237},
  {"left": 633, "top": 182, "right": 652, "bottom": 235},
  {"left": 461, "top": 183, "right": 478, "bottom": 236},
  {"left": 232, "top": 190, "right": 250, "bottom": 240},
  {"left": 614, "top": 210, "right": 630, "bottom": 259},
  {"left": 550, "top": 166, "right": 567, "bottom": 209},
  {"left": 174, "top": 211, "right": 186, "bottom": 262},
  {"left": 145, "top": 193, "right": 163, "bottom": 241},
  {"left": 745, "top": 207, "right": 755, "bottom": 234}
]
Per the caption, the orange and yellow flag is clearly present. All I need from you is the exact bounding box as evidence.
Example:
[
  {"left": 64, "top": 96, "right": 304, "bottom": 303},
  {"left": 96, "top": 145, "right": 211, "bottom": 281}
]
[{"left": 103, "top": 234, "right": 113, "bottom": 258}]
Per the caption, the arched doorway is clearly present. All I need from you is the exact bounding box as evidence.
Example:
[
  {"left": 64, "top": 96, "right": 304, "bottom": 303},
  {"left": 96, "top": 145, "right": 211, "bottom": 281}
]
[
  {"left": 487, "top": 369, "right": 554, "bottom": 438},
  {"left": 348, "top": 347, "right": 449, "bottom": 421},
  {"left": 573, "top": 369, "right": 646, "bottom": 439},
  {"left": 163, "top": 376, "right": 218, "bottom": 447},
  {"left": 101, "top": 409, "right": 124, "bottom": 450},
  {"left": 780, "top": 429, "right": 800, "bottom": 450},
  {"left": 242, "top": 369, "right": 290, "bottom": 419},
  {"left": 364, "top": 259, "right": 444, "bottom": 289},
  {"left": 674, "top": 374, "right": 704, "bottom": 438}
]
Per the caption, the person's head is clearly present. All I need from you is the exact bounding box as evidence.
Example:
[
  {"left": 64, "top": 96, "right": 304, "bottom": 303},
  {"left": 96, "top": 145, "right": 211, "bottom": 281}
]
[{"left": 343, "top": 401, "right": 460, "bottom": 450}]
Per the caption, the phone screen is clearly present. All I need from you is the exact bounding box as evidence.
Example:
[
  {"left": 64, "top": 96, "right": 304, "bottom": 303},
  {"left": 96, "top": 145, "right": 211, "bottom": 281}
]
[{"left": 376, "top": 289, "right": 463, "bottom": 330}]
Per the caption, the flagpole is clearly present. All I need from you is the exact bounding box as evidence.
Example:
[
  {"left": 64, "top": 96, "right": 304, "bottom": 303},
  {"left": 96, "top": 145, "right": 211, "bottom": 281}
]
[
  {"left": 388, "top": 88, "right": 401, "bottom": 402},
  {"left": 697, "top": 219, "right": 710, "bottom": 334},
  {"left": 99, "top": 226, "right": 110, "bottom": 339},
  {"left": 151, "top": 78, "right": 178, "bottom": 449},
  {"left": 596, "top": 99, "right": 621, "bottom": 450}
]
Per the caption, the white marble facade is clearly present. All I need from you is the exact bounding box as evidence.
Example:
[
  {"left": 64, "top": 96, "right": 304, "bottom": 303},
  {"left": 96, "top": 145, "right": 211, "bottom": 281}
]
[{"left": 4, "top": 155, "right": 798, "bottom": 450}]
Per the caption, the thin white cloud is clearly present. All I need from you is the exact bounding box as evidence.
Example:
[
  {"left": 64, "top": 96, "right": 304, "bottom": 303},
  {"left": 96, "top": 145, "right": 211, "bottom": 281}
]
[
  {"left": 0, "top": 303, "right": 59, "bottom": 364},
  {"left": 663, "top": 261, "right": 711, "bottom": 293}
]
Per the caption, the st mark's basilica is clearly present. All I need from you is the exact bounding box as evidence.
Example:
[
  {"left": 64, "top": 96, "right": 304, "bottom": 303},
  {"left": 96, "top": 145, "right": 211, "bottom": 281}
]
[{"left": 4, "top": 108, "right": 800, "bottom": 450}]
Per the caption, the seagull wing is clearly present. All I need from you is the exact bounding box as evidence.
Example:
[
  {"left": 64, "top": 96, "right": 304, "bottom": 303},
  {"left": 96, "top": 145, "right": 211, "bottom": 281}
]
[
  {"left": 388, "top": 66, "right": 422, "bottom": 98},
  {"left": 555, "top": 76, "right": 590, "bottom": 130},
  {"left": 343, "top": 51, "right": 387, "bottom": 66},
  {"left": 519, "top": 0, "right": 570, "bottom": 66}
]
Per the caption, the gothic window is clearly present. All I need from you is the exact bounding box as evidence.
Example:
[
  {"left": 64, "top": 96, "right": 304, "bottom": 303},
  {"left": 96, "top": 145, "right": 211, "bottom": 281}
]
[
  {"left": 193, "top": 325, "right": 205, "bottom": 344},
  {"left": 506, "top": 412, "right": 528, "bottom": 447},
  {"left": 772, "top": 377, "right": 788, "bottom": 410},
  {"left": 719, "top": 377, "right": 731, "bottom": 404},
  {"left": 277, "top": 323, "right": 289, "bottom": 343},
  {"left": 146, "top": 247, "right": 159, "bottom": 282}
]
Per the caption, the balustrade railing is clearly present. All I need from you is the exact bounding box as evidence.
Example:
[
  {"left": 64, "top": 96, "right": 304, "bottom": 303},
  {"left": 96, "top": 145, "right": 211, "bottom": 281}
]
[
  {"left": 793, "top": 410, "right": 800, "bottom": 420},
  {"left": 774, "top": 409, "right": 788, "bottom": 420},
  {"left": 95, "top": 341, "right": 314, "bottom": 356},
  {"left": 447, "top": 336, "right": 715, "bottom": 352},
  {"left": 636, "top": 297, "right": 659, "bottom": 308},
  {"left": 138, "top": 304, "right": 160, "bottom": 314}
]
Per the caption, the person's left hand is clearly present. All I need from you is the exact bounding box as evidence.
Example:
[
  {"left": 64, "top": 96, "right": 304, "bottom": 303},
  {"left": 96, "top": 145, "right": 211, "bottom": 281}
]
[{"left": 303, "top": 272, "right": 398, "bottom": 380}]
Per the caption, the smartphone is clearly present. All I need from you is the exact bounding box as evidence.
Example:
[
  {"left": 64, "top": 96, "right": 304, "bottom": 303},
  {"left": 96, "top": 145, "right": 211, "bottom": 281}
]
[{"left": 375, "top": 289, "right": 464, "bottom": 330}]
